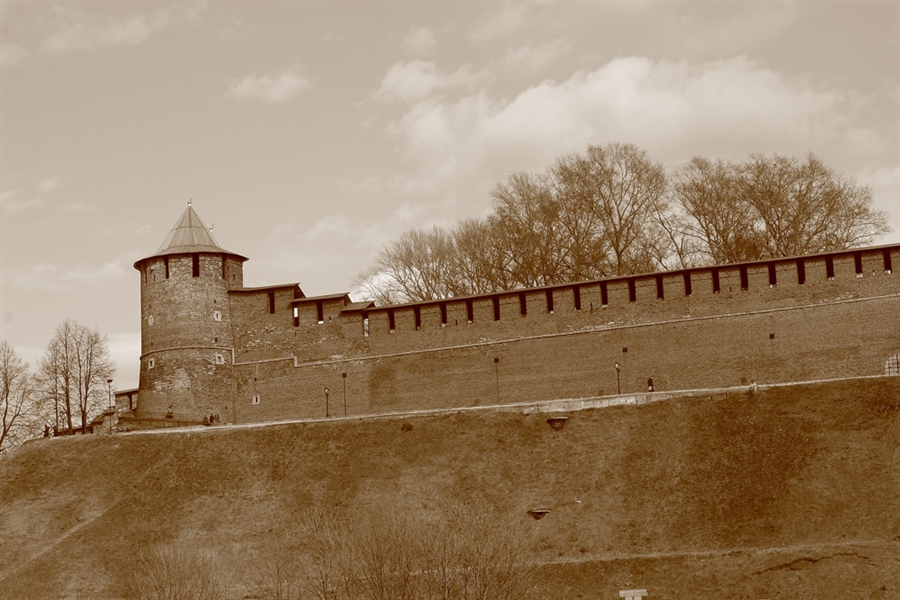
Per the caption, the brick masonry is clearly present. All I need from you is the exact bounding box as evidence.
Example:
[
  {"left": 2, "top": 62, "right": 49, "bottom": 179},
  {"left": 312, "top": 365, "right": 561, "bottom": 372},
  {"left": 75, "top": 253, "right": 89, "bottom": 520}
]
[{"left": 134, "top": 234, "right": 900, "bottom": 425}]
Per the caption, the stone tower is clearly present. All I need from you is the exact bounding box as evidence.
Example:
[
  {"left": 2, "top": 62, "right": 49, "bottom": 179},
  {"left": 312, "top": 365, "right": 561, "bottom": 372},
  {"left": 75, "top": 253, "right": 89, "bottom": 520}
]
[{"left": 133, "top": 204, "right": 247, "bottom": 423}]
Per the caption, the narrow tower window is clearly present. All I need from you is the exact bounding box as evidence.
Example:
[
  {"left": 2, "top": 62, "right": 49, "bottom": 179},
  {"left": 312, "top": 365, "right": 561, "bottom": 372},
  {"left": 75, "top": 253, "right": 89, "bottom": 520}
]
[
  {"left": 712, "top": 268, "right": 720, "bottom": 293},
  {"left": 316, "top": 300, "right": 324, "bottom": 324},
  {"left": 739, "top": 266, "right": 749, "bottom": 291},
  {"left": 884, "top": 249, "right": 893, "bottom": 274},
  {"left": 600, "top": 281, "right": 609, "bottom": 306},
  {"left": 164, "top": 257, "right": 169, "bottom": 279},
  {"left": 414, "top": 306, "right": 421, "bottom": 330},
  {"left": 192, "top": 254, "right": 200, "bottom": 277},
  {"left": 492, "top": 296, "right": 501, "bottom": 321},
  {"left": 627, "top": 279, "right": 636, "bottom": 303},
  {"left": 854, "top": 252, "right": 863, "bottom": 277},
  {"left": 388, "top": 308, "right": 395, "bottom": 332},
  {"left": 796, "top": 259, "right": 806, "bottom": 284},
  {"left": 519, "top": 292, "right": 527, "bottom": 316},
  {"left": 466, "top": 299, "right": 474, "bottom": 323},
  {"left": 826, "top": 256, "right": 835, "bottom": 279},
  {"left": 293, "top": 306, "right": 300, "bottom": 327},
  {"left": 656, "top": 275, "right": 664, "bottom": 300},
  {"left": 768, "top": 263, "right": 777, "bottom": 287},
  {"left": 268, "top": 292, "right": 276, "bottom": 314},
  {"left": 440, "top": 302, "right": 448, "bottom": 326},
  {"left": 683, "top": 271, "right": 692, "bottom": 296},
  {"left": 572, "top": 285, "right": 581, "bottom": 310}
]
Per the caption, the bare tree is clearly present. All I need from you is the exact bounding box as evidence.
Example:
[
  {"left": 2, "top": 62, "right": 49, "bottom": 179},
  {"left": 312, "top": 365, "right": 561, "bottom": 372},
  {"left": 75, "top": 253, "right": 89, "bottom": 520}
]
[
  {"left": 37, "top": 320, "right": 114, "bottom": 434},
  {"left": 554, "top": 142, "right": 670, "bottom": 275},
  {"left": 671, "top": 153, "right": 890, "bottom": 263},
  {"left": 0, "top": 341, "right": 41, "bottom": 453},
  {"left": 671, "top": 156, "right": 764, "bottom": 264},
  {"left": 741, "top": 153, "right": 889, "bottom": 257}
]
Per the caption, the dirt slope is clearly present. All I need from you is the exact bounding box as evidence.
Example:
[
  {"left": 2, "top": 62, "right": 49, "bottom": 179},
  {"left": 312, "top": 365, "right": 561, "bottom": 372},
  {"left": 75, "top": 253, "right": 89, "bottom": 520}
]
[{"left": 1, "top": 377, "right": 898, "bottom": 599}]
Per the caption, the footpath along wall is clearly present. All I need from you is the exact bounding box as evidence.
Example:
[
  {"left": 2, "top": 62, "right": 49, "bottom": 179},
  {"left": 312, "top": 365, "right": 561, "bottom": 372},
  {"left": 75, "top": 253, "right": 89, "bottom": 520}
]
[{"left": 132, "top": 207, "right": 900, "bottom": 425}]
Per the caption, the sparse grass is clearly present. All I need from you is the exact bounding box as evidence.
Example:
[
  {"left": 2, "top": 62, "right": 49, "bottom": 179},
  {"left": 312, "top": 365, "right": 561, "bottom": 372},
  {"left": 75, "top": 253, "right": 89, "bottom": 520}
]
[{"left": 0, "top": 377, "right": 898, "bottom": 599}]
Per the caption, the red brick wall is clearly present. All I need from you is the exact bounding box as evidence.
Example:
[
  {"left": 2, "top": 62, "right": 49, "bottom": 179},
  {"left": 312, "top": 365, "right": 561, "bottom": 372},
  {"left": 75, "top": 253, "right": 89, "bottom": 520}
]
[{"left": 226, "top": 246, "right": 900, "bottom": 424}]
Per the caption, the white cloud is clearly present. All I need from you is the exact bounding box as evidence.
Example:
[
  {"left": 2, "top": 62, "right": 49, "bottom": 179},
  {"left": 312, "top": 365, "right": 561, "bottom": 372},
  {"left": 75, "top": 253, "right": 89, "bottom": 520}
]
[
  {"left": 37, "top": 177, "right": 60, "bottom": 194},
  {"left": 372, "top": 61, "right": 481, "bottom": 104},
  {"left": 403, "top": 26, "right": 436, "bottom": 55},
  {"left": 0, "top": 42, "right": 28, "bottom": 67},
  {"left": 385, "top": 56, "right": 874, "bottom": 174},
  {"left": 6, "top": 260, "right": 128, "bottom": 293},
  {"left": 0, "top": 189, "right": 41, "bottom": 214},
  {"left": 226, "top": 69, "right": 311, "bottom": 104},
  {"left": 37, "top": 4, "right": 203, "bottom": 56}
]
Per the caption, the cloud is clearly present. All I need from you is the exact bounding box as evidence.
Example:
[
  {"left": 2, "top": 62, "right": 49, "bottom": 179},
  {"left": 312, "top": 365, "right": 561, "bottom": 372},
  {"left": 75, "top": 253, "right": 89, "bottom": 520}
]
[
  {"left": 6, "top": 260, "right": 128, "bottom": 293},
  {"left": 37, "top": 177, "right": 60, "bottom": 194},
  {"left": 0, "top": 190, "right": 42, "bottom": 214},
  {"left": 0, "top": 42, "right": 28, "bottom": 67},
  {"left": 226, "top": 69, "right": 311, "bottom": 104},
  {"left": 372, "top": 61, "right": 481, "bottom": 104},
  {"left": 40, "top": 4, "right": 203, "bottom": 56},
  {"left": 403, "top": 26, "right": 436, "bottom": 55},
  {"left": 470, "top": 4, "right": 532, "bottom": 44},
  {"left": 385, "top": 56, "right": 876, "bottom": 174}
]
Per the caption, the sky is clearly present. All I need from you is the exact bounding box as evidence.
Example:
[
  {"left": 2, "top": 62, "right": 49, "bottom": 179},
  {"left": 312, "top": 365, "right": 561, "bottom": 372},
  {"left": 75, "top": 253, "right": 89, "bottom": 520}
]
[{"left": 1, "top": 1, "right": 899, "bottom": 391}]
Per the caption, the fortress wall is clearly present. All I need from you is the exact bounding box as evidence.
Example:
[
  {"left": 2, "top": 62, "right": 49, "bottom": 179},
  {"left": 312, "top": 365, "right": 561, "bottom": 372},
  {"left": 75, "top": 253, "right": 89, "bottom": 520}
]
[
  {"left": 230, "top": 292, "right": 899, "bottom": 423},
  {"left": 137, "top": 348, "right": 236, "bottom": 422},
  {"left": 349, "top": 248, "right": 895, "bottom": 355}
]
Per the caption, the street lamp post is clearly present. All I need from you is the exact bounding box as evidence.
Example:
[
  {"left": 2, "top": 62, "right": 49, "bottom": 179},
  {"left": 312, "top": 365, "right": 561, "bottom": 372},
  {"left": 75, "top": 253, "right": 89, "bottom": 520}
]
[
  {"left": 615, "top": 362, "right": 621, "bottom": 395},
  {"left": 342, "top": 373, "right": 347, "bottom": 417},
  {"left": 106, "top": 378, "right": 113, "bottom": 434},
  {"left": 324, "top": 387, "right": 330, "bottom": 418}
]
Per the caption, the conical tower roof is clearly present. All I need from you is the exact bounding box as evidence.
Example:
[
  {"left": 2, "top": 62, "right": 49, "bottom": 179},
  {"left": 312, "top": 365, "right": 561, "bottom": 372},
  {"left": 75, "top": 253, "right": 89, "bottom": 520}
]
[{"left": 135, "top": 204, "right": 247, "bottom": 268}]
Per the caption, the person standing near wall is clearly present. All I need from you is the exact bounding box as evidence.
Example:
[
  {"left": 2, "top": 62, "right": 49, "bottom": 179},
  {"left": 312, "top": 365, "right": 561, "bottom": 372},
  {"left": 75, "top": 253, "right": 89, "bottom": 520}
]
[{"left": 647, "top": 377, "right": 654, "bottom": 392}]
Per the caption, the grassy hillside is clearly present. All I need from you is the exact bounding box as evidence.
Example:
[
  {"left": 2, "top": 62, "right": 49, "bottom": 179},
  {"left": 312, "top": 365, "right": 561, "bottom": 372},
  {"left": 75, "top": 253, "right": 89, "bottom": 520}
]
[{"left": 1, "top": 377, "right": 898, "bottom": 599}]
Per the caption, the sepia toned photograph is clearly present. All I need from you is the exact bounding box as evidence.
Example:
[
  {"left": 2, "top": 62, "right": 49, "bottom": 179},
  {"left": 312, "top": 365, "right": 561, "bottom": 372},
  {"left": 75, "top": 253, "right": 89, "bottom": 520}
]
[{"left": 1, "top": 2, "right": 898, "bottom": 598}]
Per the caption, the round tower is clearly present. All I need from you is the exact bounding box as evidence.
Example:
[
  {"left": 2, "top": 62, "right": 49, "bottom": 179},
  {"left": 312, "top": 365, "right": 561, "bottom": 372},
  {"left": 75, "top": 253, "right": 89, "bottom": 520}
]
[{"left": 133, "top": 203, "right": 247, "bottom": 423}]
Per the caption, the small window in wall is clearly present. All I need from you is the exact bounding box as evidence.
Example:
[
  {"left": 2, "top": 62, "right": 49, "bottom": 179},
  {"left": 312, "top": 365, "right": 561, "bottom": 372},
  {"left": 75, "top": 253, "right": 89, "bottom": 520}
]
[
  {"left": 148, "top": 315, "right": 154, "bottom": 326},
  {"left": 768, "top": 263, "right": 777, "bottom": 287},
  {"left": 192, "top": 254, "right": 200, "bottom": 277},
  {"left": 545, "top": 289, "right": 554, "bottom": 314},
  {"left": 600, "top": 281, "right": 609, "bottom": 306},
  {"left": 148, "top": 357, "right": 155, "bottom": 369},
  {"left": 164, "top": 257, "right": 169, "bottom": 279},
  {"left": 215, "top": 353, "right": 224, "bottom": 365},
  {"left": 884, "top": 249, "right": 893, "bottom": 274},
  {"left": 519, "top": 292, "right": 527, "bottom": 316},
  {"left": 293, "top": 306, "right": 299, "bottom": 327},
  {"left": 414, "top": 306, "right": 421, "bottom": 330},
  {"left": 656, "top": 275, "right": 664, "bottom": 300},
  {"left": 362, "top": 313, "right": 369, "bottom": 337},
  {"left": 627, "top": 279, "right": 636, "bottom": 303},
  {"left": 466, "top": 299, "right": 474, "bottom": 323},
  {"left": 683, "top": 271, "right": 692, "bottom": 296},
  {"left": 572, "top": 285, "right": 581, "bottom": 310},
  {"left": 316, "top": 300, "right": 324, "bottom": 324},
  {"left": 221, "top": 257, "right": 227, "bottom": 280},
  {"left": 712, "top": 268, "right": 720, "bottom": 293},
  {"left": 213, "top": 311, "right": 222, "bottom": 322},
  {"left": 796, "top": 259, "right": 806, "bottom": 284},
  {"left": 388, "top": 308, "right": 396, "bottom": 332},
  {"left": 252, "top": 395, "right": 260, "bottom": 405},
  {"left": 885, "top": 354, "right": 900, "bottom": 376},
  {"left": 268, "top": 292, "right": 276, "bottom": 314},
  {"left": 492, "top": 296, "right": 501, "bottom": 321},
  {"left": 440, "top": 302, "right": 448, "bottom": 327},
  {"left": 739, "top": 266, "right": 749, "bottom": 290},
  {"left": 826, "top": 255, "right": 835, "bottom": 279}
]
